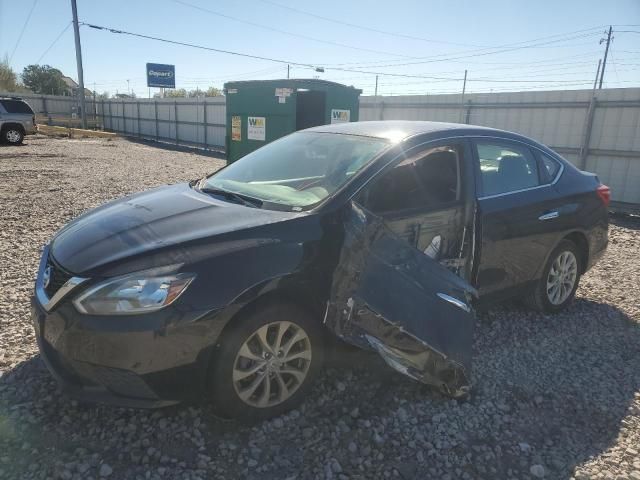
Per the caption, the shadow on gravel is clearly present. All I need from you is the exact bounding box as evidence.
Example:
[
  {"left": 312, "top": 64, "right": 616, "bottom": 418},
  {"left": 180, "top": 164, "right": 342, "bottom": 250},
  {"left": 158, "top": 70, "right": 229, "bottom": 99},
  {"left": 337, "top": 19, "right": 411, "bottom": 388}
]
[
  {"left": 469, "top": 298, "right": 640, "bottom": 478},
  {"left": 121, "top": 136, "right": 226, "bottom": 160},
  {"left": 610, "top": 213, "right": 640, "bottom": 231},
  {"left": 1, "top": 298, "right": 638, "bottom": 479}
]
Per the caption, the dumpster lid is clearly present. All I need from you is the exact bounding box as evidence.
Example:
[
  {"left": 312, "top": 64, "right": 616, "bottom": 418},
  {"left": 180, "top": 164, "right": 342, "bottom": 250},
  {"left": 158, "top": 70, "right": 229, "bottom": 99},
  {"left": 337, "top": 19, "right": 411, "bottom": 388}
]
[{"left": 224, "top": 78, "right": 362, "bottom": 94}]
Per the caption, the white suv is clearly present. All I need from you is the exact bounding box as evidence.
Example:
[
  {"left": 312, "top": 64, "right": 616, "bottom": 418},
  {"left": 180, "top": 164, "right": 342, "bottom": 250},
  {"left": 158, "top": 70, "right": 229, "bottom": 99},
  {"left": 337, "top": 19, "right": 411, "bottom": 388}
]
[{"left": 0, "top": 97, "right": 37, "bottom": 145}]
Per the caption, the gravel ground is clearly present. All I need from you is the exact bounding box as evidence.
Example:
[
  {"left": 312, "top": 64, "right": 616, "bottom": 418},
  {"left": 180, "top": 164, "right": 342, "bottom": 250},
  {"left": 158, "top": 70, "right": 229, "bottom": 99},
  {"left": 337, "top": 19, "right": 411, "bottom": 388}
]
[{"left": 1, "top": 135, "right": 639, "bottom": 480}]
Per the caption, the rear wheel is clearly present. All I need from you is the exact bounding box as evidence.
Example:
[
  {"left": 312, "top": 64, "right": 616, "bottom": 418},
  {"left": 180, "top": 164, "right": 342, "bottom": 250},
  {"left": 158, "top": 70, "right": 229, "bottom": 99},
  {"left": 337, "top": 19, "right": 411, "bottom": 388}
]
[
  {"left": 2, "top": 127, "right": 24, "bottom": 145},
  {"left": 524, "top": 240, "right": 582, "bottom": 313},
  {"left": 210, "top": 302, "right": 324, "bottom": 420}
]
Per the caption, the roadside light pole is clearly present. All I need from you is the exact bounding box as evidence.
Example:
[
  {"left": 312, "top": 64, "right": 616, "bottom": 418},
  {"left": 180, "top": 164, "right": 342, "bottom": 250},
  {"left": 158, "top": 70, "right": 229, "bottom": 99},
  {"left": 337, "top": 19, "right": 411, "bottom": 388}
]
[{"left": 71, "top": 0, "right": 87, "bottom": 129}]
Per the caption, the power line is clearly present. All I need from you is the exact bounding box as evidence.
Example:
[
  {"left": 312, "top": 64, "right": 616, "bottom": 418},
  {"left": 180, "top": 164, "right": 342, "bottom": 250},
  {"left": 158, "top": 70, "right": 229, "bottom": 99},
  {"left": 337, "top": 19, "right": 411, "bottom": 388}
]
[
  {"left": 83, "top": 22, "right": 619, "bottom": 85},
  {"left": 254, "top": 0, "right": 489, "bottom": 48},
  {"left": 81, "top": 22, "right": 464, "bottom": 80},
  {"left": 319, "top": 27, "right": 605, "bottom": 67},
  {"left": 171, "top": 0, "right": 417, "bottom": 59},
  {"left": 36, "top": 22, "right": 72, "bottom": 64},
  {"left": 9, "top": 0, "right": 39, "bottom": 64},
  {"left": 324, "top": 31, "right": 603, "bottom": 70}
]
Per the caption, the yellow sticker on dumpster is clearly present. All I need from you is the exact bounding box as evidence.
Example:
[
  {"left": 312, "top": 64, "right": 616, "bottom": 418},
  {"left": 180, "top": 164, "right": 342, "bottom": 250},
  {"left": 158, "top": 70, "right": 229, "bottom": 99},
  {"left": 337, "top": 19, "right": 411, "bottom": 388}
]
[{"left": 231, "top": 116, "right": 241, "bottom": 141}]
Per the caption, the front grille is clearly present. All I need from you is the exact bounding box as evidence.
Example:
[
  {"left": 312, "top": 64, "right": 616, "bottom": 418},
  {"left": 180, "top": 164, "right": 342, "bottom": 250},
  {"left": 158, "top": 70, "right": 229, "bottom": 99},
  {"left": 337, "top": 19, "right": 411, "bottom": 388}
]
[{"left": 45, "top": 255, "right": 72, "bottom": 298}]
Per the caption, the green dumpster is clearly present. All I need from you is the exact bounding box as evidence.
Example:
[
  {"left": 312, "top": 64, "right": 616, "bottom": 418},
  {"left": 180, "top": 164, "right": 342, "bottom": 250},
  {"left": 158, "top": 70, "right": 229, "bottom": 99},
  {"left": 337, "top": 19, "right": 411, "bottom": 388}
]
[{"left": 224, "top": 79, "right": 361, "bottom": 163}]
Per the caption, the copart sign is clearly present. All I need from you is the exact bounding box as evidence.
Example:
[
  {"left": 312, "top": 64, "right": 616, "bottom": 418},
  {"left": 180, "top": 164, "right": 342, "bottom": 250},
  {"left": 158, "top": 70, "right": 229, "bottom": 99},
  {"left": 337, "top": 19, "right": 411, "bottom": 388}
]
[{"left": 146, "top": 63, "right": 176, "bottom": 88}]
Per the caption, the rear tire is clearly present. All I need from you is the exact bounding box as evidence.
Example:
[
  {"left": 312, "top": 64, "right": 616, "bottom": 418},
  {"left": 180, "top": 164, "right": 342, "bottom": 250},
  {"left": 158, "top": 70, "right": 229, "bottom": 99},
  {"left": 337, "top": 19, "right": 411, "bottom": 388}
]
[
  {"left": 524, "top": 240, "right": 582, "bottom": 313},
  {"left": 2, "top": 127, "right": 24, "bottom": 145},
  {"left": 209, "top": 302, "right": 324, "bottom": 421}
]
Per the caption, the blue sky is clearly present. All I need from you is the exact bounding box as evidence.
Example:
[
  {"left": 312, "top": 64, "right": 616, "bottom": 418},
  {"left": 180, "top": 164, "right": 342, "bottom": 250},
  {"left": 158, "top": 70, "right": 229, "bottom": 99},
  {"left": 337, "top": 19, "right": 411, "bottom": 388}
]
[{"left": 1, "top": 0, "right": 639, "bottom": 97}]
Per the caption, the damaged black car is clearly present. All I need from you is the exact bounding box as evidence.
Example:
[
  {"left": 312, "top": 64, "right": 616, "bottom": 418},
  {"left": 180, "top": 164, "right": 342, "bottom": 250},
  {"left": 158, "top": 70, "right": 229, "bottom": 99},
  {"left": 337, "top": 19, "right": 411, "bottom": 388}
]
[{"left": 31, "top": 121, "right": 609, "bottom": 419}]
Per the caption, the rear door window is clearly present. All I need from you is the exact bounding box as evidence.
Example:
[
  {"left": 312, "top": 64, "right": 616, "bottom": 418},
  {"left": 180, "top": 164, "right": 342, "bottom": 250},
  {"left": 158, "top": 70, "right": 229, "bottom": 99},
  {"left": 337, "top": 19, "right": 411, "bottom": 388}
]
[
  {"left": 475, "top": 142, "right": 540, "bottom": 197},
  {"left": 0, "top": 100, "right": 34, "bottom": 114}
]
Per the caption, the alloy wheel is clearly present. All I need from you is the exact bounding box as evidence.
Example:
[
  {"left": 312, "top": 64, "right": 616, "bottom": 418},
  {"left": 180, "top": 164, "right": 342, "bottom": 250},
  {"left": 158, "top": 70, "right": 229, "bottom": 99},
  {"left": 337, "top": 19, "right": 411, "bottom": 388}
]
[
  {"left": 5, "top": 129, "right": 22, "bottom": 143},
  {"left": 546, "top": 251, "right": 578, "bottom": 305},
  {"left": 232, "top": 321, "right": 312, "bottom": 408}
]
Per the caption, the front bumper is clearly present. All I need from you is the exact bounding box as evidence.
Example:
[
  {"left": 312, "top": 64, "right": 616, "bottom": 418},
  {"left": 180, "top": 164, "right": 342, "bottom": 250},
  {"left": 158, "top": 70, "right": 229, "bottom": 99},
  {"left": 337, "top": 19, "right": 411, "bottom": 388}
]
[
  {"left": 31, "top": 296, "right": 223, "bottom": 408},
  {"left": 31, "top": 248, "right": 226, "bottom": 408}
]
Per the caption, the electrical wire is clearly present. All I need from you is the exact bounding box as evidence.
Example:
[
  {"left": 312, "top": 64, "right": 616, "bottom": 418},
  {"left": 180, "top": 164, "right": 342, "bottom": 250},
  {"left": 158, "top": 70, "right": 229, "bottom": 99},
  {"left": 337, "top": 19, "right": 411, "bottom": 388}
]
[
  {"left": 318, "top": 27, "right": 605, "bottom": 67},
  {"left": 322, "top": 32, "right": 603, "bottom": 70},
  {"left": 82, "top": 22, "right": 617, "bottom": 85},
  {"left": 171, "top": 0, "right": 418, "bottom": 59},
  {"left": 36, "top": 21, "right": 72, "bottom": 64},
  {"left": 253, "top": 0, "right": 490, "bottom": 48},
  {"left": 9, "top": 0, "right": 39, "bottom": 64}
]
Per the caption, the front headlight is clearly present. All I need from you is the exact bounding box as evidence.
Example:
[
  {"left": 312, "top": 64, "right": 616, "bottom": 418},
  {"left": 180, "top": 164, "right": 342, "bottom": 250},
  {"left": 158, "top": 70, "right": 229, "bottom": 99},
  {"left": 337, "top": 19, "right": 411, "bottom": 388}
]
[{"left": 73, "top": 266, "right": 196, "bottom": 315}]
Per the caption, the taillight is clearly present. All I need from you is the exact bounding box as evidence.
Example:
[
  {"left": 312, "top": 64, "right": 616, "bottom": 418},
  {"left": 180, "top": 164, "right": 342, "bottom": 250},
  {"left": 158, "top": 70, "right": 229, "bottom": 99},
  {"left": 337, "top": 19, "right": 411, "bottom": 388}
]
[{"left": 596, "top": 184, "right": 611, "bottom": 207}]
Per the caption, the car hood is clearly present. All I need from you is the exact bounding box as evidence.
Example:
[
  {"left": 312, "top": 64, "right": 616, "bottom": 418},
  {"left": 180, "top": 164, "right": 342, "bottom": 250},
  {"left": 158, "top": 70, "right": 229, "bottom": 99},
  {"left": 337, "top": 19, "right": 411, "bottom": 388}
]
[{"left": 51, "top": 183, "right": 301, "bottom": 275}]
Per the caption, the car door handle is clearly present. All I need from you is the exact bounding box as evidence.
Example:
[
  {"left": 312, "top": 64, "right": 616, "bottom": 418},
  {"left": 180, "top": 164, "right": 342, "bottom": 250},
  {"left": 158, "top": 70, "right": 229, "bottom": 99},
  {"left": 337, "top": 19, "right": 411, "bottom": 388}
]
[{"left": 538, "top": 211, "right": 559, "bottom": 221}]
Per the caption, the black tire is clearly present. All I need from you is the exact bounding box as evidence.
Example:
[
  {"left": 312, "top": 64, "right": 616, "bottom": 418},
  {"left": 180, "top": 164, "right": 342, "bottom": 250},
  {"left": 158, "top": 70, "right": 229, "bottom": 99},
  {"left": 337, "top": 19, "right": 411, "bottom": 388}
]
[
  {"left": 524, "top": 239, "right": 582, "bottom": 313},
  {"left": 2, "top": 127, "right": 24, "bottom": 145},
  {"left": 209, "top": 302, "right": 324, "bottom": 421}
]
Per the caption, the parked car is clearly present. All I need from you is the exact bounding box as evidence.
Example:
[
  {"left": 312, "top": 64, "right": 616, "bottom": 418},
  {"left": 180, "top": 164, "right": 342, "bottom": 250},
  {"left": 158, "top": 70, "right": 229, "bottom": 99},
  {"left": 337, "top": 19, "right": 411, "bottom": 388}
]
[
  {"left": 0, "top": 97, "right": 37, "bottom": 144},
  {"left": 31, "top": 121, "right": 609, "bottom": 419}
]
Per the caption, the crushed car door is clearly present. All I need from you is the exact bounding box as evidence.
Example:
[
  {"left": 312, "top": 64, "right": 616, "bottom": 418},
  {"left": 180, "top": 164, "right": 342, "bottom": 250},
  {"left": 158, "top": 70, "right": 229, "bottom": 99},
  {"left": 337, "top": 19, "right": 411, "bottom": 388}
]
[{"left": 325, "top": 201, "right": 477, "bottom": 398}]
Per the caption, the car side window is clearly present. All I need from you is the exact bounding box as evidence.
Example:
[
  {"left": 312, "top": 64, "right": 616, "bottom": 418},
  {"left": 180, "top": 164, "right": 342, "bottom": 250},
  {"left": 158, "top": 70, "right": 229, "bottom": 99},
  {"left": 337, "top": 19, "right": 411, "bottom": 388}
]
[
  {"left": 537, "top": 152, "right": 561, "bottom": 184},
  {"left": 475, "top": 142, "right": 540, "bottom": 197},
  {"left": 361, "top": 145, "right": 461, "bottom": 214},
  {"left": 0, "top": 100, "right": 33, "bottom": 114}
]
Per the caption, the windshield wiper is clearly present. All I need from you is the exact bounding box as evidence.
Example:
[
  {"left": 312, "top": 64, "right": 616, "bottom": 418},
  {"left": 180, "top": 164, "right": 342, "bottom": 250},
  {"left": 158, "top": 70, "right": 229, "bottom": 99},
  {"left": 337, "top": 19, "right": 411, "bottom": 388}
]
[{"left": 200, "top": 187, "right": 263, "bottom": 208}]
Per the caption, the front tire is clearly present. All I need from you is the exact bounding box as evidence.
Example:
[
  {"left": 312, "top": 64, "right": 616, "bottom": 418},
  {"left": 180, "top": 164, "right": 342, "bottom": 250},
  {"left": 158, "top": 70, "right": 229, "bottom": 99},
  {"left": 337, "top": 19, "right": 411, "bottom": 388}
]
[
  {"left": 209, "top": 302, "right": 324, "bottom": 420},
  {"left": 2, "top": 127, "right": 24, "bottom": 145},
  {"left": 524, "top": 240, "right": 582, "bottom": 313}
]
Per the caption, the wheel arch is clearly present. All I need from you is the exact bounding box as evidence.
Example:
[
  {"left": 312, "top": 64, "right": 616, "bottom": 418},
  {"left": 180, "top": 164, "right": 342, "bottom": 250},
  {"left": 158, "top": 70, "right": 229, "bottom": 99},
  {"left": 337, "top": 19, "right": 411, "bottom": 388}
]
[
  {"left": 1, "top": 122, "right": 26, "bottom": 134},
  {"left": 562, "top": 231, "right": 589, "bottom": 274},
  {"left": 533, "top": 230, "right": 590, "bottom": 282},
  {"left": 201, "top": 273, "right": 326, "bottom": 403},
  {"left": 216, "top": 275, "right": 324, "bottom": 343}
]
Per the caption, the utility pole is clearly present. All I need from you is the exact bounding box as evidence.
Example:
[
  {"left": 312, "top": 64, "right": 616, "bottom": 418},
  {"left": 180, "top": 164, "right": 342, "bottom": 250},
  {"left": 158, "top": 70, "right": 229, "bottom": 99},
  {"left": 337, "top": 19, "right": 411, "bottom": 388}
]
[
  {"left": 287, "top": 64, "right": 290, "bottom": 79},
  {"left": 127, "top": 79, "right": 130, "bottom": 96},
  {"left": 459, "top": 69, "right": 468, "bottom": 123},
  {"left": 598, "top": 26, "right": 613, "bottom": 89},
  {"left": 374, "top": 75, "right": 378, "bottom": 97},
  {"left": 592, "top": 59, "right": 602, "bottom": 90},
  {"left": 70, "top": 0, "right": 87, "bottom": 129}
]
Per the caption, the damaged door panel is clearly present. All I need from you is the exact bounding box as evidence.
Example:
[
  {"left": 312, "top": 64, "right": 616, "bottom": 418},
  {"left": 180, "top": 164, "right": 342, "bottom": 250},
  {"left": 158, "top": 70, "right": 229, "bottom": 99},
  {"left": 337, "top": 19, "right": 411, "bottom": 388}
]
[{"left": 325, "top": 202, "right": 477, "bottom": 397}]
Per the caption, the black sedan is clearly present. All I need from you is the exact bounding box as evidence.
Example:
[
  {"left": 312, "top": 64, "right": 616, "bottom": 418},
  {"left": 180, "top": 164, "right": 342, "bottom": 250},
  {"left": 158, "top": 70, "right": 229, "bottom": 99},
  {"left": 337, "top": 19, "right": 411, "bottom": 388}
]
[{"left": 32, "top": 121, "right": 609, "bottom": 419}]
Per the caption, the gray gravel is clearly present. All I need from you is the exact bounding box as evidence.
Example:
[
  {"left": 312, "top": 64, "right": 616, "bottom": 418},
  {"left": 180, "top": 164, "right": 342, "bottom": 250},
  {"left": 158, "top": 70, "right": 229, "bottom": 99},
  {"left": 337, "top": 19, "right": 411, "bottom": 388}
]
[{"left": 1, "top": 135, "right": 639, "bottom": 480}]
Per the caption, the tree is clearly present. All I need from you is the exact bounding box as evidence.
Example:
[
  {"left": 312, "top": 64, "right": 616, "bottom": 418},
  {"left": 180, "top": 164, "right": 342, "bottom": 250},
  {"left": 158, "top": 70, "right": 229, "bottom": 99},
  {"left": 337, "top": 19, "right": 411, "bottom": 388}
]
[
  {"left": 205, "top": 86, "right": 222, "bottom": 97},
  {"left": 21, "top": 65, "right": 67, "bottom": 95},
  {"left": 96, "top": 91, "right": 110, "bottom": 100},
  {"left": 0, "top": 56, "right": 27, "bottom": 92},
  {"left": 153, "top": 86, "right": 221, "bottom": 98},
  {"left": 188, "top": 88, "right": 205, "bottom": 98},
  {"left": 164, "top": 88, "right": 187, "bottom": 98}
]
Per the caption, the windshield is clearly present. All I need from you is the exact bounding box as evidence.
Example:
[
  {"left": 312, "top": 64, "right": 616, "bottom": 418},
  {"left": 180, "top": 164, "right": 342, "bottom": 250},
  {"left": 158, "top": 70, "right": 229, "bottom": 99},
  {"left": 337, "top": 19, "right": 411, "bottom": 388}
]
[{"left": 202, "top": 132, "right": 390, "bottom": 210}]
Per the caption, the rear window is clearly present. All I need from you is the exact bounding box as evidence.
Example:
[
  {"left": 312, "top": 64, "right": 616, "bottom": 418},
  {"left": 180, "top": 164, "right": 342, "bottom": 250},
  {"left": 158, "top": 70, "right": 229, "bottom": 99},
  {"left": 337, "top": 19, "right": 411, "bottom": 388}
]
[{"left": 0, "top": 100, "right": 34, "bottom": 114}]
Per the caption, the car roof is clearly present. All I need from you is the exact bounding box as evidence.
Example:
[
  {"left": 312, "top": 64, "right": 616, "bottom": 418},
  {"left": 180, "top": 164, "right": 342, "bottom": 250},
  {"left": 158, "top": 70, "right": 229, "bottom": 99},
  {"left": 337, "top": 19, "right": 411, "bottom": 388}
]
[{"left": 305, "top": 120, "right": 508, "bottom": 142}]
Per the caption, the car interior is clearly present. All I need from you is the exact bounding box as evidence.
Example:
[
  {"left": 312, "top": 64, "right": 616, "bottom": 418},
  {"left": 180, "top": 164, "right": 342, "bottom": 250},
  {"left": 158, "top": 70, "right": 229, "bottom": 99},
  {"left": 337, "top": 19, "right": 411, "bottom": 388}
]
[{"left": 478, "top": 147, "right": 540, "bottom": 196}]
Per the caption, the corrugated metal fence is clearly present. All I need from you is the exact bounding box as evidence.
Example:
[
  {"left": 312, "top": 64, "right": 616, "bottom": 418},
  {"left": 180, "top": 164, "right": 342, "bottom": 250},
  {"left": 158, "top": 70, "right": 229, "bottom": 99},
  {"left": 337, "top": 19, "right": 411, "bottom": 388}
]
[
  {"left": 4, "top": 88, "right": 640, "bottom": 206},
  {"left": 97, "top": 97, "right": 226, "bottom": 150}
]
